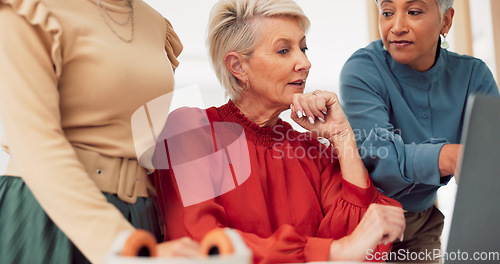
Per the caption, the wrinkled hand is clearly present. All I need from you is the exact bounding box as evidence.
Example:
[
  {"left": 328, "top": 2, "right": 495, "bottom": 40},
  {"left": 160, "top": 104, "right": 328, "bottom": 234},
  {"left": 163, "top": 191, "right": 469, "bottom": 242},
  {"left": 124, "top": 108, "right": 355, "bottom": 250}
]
[
  {"left": 290, "top": 91, "right": 352, "bottom": 147},
  {"left": 329, "top": 204, "right": 405, "bottom": 261},
  {"left": 156, "top": 237, "right": 201, "bottom": 258}
]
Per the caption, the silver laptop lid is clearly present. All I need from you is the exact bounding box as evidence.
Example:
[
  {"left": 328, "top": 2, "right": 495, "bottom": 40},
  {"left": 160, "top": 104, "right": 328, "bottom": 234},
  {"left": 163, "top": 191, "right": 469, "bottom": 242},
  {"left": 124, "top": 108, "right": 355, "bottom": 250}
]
[{"left": 445, "top": 94, "right": 500, "bottom": 263}]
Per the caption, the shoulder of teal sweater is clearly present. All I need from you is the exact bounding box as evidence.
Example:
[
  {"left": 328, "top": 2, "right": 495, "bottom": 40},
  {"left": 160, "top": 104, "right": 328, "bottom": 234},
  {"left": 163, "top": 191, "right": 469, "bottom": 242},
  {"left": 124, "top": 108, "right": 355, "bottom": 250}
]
[
  {"left": 342, "top": 40, "right": 388, "bottom": 79},
  {"left": 352, "top": 39, "right": 385, "bottom": 56},
  {"left": 440, "top": 49, "right": 496, "bottom": 81},
  {"left": 442, "top": 48, "right": 487, "bottom": 66},
  {"left": 345, "top": 39, "right": 386, "bottom": 66}
]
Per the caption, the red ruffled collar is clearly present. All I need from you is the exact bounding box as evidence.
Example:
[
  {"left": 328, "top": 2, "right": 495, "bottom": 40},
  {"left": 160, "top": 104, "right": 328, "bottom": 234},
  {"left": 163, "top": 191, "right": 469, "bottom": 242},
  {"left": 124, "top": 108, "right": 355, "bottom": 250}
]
[{"left": 214, "top": 101, "right": 293, "bottom": 148}]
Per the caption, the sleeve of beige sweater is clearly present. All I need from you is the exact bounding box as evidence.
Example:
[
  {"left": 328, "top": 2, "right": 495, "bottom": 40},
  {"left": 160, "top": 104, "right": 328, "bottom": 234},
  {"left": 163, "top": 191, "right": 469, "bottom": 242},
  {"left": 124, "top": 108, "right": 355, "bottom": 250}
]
[{"left": 0, "top": 3, "right": 134, "bottom": 264}]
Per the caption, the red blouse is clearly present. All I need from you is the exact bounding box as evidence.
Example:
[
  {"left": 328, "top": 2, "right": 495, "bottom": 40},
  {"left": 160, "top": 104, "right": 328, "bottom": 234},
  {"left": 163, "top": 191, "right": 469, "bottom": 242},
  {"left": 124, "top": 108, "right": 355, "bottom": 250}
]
[{"left": 155, "top": 101, "right": 401, "bottom": 263}]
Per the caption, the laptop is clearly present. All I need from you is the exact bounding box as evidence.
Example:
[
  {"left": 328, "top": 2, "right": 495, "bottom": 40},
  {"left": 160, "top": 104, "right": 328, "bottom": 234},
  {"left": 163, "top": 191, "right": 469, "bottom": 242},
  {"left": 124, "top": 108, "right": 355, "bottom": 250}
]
[{"left": 445, "top": 94, "right": 500, "bottom": 263}]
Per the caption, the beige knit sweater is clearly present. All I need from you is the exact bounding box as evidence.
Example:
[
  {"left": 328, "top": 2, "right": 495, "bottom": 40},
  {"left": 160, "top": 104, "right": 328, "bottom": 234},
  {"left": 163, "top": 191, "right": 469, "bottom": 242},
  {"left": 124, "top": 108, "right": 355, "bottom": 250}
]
[{"left": 0, "top": 0, "right": 182, "bottom": 262}]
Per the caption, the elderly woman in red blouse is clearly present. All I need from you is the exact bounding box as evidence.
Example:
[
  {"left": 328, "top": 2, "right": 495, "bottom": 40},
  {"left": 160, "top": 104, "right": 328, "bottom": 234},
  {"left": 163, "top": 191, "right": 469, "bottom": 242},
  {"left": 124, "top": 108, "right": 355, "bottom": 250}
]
[{"left": 154, "top": 0, "right": 405, "bottom": 262}]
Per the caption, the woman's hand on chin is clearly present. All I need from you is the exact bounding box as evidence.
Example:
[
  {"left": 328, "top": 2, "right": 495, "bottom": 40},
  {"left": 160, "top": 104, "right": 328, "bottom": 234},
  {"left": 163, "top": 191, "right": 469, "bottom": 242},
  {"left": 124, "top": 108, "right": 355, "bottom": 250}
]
[
  {"left": 290, "top": 91, "right": 352, "bottom": 147},
  {"left": 291, "top": 90, "right": 369, "bottom": 187}
]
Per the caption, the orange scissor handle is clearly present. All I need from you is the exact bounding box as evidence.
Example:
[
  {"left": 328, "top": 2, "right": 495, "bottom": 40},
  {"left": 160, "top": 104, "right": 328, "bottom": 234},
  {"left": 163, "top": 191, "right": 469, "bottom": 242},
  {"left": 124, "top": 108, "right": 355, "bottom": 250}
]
[
  {"left": 121, "top": 229, "right": 158, "bottom": 257},
  {"left": 200, "top": 228, "right": 235, "bottom": 256}
]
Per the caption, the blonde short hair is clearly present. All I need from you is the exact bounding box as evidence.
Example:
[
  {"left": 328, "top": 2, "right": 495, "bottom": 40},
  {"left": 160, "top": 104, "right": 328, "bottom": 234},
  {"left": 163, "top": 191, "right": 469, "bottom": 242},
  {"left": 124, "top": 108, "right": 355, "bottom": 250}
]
[{"left": 207, "top": 0, "right": 310, "bottom": 101}]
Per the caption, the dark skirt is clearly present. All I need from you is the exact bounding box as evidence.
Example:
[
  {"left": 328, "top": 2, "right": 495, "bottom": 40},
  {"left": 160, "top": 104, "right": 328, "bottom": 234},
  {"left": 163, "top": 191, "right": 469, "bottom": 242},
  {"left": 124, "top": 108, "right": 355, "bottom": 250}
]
[{"left": 0, "top": 176, "right": 162, "bottom": 264}]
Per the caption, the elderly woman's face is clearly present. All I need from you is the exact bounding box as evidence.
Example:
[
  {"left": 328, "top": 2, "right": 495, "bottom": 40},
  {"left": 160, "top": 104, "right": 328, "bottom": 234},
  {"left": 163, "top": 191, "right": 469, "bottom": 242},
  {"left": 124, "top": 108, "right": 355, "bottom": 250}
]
[
  {"left": 378, "top": 0, "right": 445, "bottom": 71},
  {"left": 243, "top": 16, "right": 310, "bottom": 108}
]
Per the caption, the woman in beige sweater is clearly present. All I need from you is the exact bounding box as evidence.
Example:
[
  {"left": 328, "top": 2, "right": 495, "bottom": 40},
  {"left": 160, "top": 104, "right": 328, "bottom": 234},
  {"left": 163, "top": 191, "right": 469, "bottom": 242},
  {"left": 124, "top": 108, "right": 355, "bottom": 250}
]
[{"left": 0, "top": 0, "right": 198, "bottom": 263}]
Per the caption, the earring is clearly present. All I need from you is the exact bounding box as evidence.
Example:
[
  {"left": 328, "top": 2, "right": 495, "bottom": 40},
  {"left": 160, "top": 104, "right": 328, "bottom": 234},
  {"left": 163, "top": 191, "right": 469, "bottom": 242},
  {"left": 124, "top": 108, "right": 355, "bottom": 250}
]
[
  {"left": 440, "top": 32, "right": 449, "bottom": 49},
  {"left": 244, "top": 81, "right": 250, "bottom": 92}
]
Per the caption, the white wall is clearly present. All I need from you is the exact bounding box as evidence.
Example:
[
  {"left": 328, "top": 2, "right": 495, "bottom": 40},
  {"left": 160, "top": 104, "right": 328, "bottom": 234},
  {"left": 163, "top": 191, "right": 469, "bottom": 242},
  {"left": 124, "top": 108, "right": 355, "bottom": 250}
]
[{"left": 147, "top": 0, "right": 371, "bottom": 111}]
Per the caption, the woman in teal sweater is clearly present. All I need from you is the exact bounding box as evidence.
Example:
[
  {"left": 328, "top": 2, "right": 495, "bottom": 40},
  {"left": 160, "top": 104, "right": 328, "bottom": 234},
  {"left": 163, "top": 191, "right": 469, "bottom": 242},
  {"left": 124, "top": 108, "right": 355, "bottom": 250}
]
[{"left": 340, "top": 0, "right": 499, "bottom": 261}]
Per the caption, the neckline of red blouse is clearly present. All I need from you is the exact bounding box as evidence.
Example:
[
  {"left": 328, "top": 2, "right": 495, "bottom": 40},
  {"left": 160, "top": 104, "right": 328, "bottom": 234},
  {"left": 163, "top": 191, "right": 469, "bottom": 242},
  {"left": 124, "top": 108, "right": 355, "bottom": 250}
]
[{"left": 214, "top": 101, "right": 292, "bottom": 148}]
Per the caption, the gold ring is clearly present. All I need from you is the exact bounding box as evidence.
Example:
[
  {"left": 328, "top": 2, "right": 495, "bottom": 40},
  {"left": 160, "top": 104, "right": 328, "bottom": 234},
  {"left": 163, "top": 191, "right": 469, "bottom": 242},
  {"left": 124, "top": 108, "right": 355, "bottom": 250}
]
[{"left": 313, "top": 92, "right": 318, "bottom": 96}]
